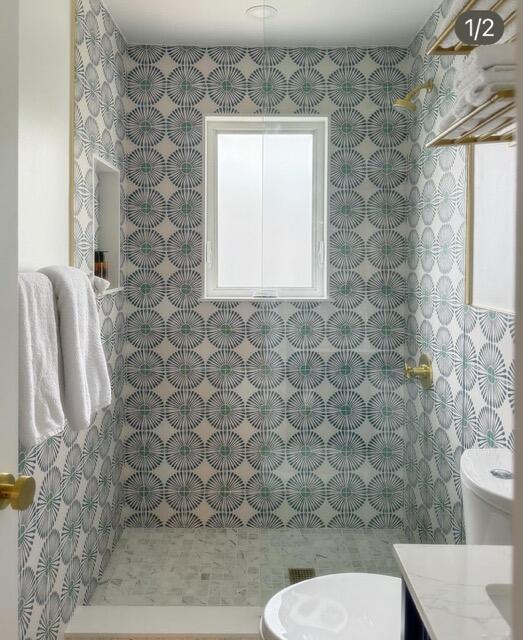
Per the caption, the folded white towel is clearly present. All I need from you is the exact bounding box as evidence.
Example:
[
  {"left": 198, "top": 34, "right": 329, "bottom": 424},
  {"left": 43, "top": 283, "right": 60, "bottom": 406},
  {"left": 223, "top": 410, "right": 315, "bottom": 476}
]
[
  {"left": 459, "top": 43, "right": 517, "bottom": 76},
  {"left": 464, "top": 77, "right": 515, "bottom": 106},
  {"left": 455, "top": 64, "right": 515, "bottom": 108},
  {"left": 456, "top": 43, "right": 516, "bottom": 95},
  {"left": 440, "top": 0, "right": 517, "bottom": 49},
  {"left": 39, "top": 265, "right": 111, "bottom": 432},
  {"left": 438, "top": 60, "right": 515, "bottom": 135},
  {"left": 19, "top": 273, "right": 65, "bottom": 449},
  {"left": 458, "top": 62, "right": 515, "bottom": 93}
]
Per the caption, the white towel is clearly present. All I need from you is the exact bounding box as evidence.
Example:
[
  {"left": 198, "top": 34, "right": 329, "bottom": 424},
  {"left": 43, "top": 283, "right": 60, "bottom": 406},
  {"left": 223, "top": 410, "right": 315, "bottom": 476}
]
[
  {"left": 454, "top": 44, "right": 516, "bottom": 97},
  {"left": 19, "top": 273, "right": 65, "bottom": 449},
  {"left": 464, "top": 76, "right": 515, "bottom": 106},
  {"left": 39, "top": 265, "right": 111, "bottom": 432},
  {"left": 438, "top": 61, "right": 516, "bottom": 134},
  {"left": 459, "top": 43, "right": 517, "bottom": 75}
]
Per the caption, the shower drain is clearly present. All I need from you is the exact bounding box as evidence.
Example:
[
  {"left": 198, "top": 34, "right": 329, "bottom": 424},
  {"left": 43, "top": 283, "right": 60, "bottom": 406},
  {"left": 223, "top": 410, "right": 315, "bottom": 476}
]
[{"left": 289, "top": 568, "right": 316, "bottom": 584}]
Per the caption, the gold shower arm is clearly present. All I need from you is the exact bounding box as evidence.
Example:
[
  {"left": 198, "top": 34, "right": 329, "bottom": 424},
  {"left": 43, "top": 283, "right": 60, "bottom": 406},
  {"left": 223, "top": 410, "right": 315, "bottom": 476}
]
[
  {"left": 393, "top": 79, "right": 434, "bottom": 112},
  {"left": 403, "top": 79, "right": 434, "bottom": 102}
]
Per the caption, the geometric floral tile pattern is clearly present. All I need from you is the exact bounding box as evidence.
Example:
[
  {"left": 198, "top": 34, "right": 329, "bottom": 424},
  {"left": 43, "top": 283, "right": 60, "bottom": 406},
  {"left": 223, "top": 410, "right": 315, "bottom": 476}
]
[
  {"left": 21, "top": 0, "right": 518, "bottom": 635},
  {"left": 18, "top": 2, "right": 127, "bottom": 639},
  {"left": 404, "top": 1, "right": 515, "bottom": 544},
  {"left": 122, "top": 43, "right": 411, "bottom": 529},
  {"left": 90, "top": 528, "right": 406, "bottom": 606}
]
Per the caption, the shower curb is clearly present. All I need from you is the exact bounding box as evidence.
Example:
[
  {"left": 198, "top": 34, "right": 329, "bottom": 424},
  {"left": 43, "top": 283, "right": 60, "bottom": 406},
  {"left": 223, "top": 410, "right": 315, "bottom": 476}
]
[{"left": 65, "top": 605, "right": 262, "bottom": 639}]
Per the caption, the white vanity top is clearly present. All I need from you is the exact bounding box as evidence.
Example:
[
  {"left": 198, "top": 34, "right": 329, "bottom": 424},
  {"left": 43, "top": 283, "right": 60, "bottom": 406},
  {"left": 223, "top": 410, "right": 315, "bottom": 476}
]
[{"left": 393, "top": 544, "right": 512, "bottom": 640}]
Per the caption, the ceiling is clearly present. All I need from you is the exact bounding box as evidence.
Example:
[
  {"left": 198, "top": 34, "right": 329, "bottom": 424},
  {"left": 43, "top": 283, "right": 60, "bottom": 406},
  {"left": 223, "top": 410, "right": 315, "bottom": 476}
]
[{"left": 104, "top": 0, "right": 442, "bottom": 47}]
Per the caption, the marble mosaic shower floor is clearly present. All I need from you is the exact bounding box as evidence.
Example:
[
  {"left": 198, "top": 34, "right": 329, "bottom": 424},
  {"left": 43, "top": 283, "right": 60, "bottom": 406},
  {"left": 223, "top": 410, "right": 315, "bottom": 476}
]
[{"left": 90, "top": 528, "right": 406, "bottom": 606}]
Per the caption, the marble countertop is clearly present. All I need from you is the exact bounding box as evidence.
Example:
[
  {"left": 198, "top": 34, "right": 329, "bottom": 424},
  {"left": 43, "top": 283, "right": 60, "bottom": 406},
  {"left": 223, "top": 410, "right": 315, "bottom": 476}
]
[{"left": 393, "top": 544, "right": 512, "bottom": 640}]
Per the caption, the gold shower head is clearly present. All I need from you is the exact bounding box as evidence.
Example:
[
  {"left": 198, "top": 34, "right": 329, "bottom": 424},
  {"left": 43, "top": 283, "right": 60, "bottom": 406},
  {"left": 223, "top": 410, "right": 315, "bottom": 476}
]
[{"left": 393, "top": 79, "right": 434, "bottom": 112}]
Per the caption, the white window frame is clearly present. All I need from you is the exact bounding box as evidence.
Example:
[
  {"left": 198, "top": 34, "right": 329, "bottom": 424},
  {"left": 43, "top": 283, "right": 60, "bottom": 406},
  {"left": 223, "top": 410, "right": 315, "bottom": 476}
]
[{"left": 204, "top": 115, "right": 328, "bottom": 300}]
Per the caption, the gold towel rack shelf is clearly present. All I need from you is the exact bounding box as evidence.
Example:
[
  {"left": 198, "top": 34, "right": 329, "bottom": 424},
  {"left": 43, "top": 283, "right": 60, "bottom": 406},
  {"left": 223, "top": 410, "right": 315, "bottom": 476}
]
[
  {"left": 428, "top": 0, "right": 517, "bottom": 55},
  {"left": 426, "top": 89, "right": 515, "bottom": 147}
]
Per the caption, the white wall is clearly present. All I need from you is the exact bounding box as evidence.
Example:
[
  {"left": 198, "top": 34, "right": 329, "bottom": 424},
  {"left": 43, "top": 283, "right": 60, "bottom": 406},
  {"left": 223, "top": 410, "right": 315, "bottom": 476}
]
[
  {"left": 0, "top": 1, "right": 20, "bottom": 637},
  {"left": 18, "top": 0, "right": 71, "bottom": 270}
]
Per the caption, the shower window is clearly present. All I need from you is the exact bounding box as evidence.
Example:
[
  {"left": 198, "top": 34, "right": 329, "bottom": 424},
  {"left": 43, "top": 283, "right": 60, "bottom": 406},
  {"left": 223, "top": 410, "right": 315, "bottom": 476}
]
[{"left": 204, "top": 116, "right": 328, "bottom": 299}]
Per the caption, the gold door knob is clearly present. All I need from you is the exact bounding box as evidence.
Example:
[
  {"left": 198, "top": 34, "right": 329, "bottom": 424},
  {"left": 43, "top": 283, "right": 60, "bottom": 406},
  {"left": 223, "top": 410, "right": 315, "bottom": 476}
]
[{"left": 0, "top": 473, "right": 36, "bottom": 511}]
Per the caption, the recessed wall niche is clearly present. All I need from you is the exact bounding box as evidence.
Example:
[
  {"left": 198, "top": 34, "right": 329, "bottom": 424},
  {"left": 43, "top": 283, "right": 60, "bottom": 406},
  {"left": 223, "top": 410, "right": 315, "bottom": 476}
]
[{"left": 92, "top": 155, "right": 121, "bottom": 291}]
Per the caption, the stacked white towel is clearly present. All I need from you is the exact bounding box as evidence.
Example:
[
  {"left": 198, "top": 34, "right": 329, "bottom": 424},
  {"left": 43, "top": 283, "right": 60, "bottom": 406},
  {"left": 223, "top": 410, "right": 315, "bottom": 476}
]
[
  {"left": 40, "top": 265, "right": 111, "bottom": 432},
  {"left": 439, "top": 0, "right": 517, "bottom": 49},
  {"left": 19, "top": 273, "right": 65, "bottom": 449},
  {"left": 437, "top": 43, "right": 516, "bottom": 134},
  {"left": 463, "top": 42, "right": 518, "bottom": 70}
]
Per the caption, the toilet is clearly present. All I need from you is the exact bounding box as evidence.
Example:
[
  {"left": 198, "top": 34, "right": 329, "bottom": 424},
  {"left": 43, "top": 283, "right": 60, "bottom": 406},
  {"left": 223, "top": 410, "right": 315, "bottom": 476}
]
[
  {"left": 461, "top": 447, "right": 513, "bottom": 544},
  {"left": 261, "top": 447, "right": 514, "bottom": 640}
]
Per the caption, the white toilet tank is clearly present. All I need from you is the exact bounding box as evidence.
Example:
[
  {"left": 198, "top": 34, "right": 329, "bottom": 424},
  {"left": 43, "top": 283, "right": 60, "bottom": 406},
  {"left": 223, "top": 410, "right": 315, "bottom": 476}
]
[{"left": 461, "top": 448, "right": 513, "bottom": 545}]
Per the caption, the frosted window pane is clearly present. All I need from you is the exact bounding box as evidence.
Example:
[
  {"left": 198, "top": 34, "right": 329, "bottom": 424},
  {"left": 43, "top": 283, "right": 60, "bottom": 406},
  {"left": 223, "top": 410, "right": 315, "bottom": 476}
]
[
  {"left": 262, "top": 134, "right": 313, "bottom": 288},
  {"left": 217, "top": 134, "right": 262, "bottom": 288},
  {"left": 216, "top": 132, "right": 315, "bottom": 291}
]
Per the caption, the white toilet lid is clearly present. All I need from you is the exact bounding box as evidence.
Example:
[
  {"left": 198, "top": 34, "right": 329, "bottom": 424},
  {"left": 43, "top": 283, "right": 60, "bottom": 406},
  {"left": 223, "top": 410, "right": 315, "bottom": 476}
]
[{"left": 261, "top": 573, "right": 401, "bottom": 640}]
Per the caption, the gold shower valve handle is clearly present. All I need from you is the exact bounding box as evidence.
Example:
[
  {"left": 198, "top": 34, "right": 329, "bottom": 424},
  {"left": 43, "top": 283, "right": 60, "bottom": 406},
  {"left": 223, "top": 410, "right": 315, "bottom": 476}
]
[
  {"left": 405, "top": 364, "right": 430, "bottom": 378},
  {"left": 404, "top": 354, "right": 433, "bottom": 390},
  {"left": 0, "top": 473, "right": 36, "bottom": 511}
]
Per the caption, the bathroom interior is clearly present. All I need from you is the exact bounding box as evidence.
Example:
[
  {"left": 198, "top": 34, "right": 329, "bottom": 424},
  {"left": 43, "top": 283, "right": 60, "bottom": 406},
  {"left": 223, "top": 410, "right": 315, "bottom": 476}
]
[{"left": 2, "top": 0, "right": 521, "bottom": 638}]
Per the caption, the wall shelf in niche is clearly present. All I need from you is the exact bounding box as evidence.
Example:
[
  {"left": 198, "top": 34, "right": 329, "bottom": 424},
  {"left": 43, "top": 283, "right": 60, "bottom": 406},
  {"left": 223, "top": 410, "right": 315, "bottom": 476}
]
[{"left": 92, "top": 155, "right": 121, "bottom": 292}]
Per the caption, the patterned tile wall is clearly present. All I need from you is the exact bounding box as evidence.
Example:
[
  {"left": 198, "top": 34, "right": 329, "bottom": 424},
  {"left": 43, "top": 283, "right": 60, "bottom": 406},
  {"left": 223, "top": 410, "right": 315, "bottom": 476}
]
[
  {"left": 121, "top": 45, "right": 412, "bottom": 528},
  {"left": 404, "top": 1, "right": 516, "bottom": 543},
  {"left": 74, "top": 0, "right": 127, "bottom": 272},
  {"left": 18, "top": 2, "right": 127, "bottom": 639},
  {"left": 18, "top": 0, "right": 519, "bottom": 635}
]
